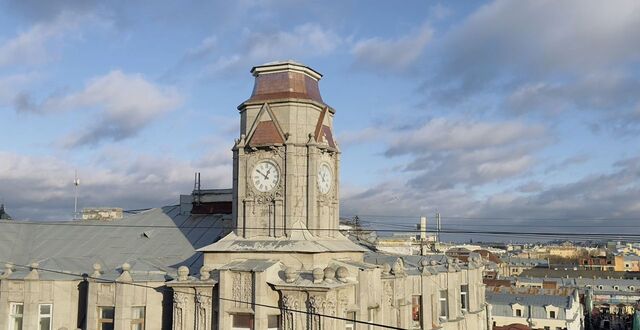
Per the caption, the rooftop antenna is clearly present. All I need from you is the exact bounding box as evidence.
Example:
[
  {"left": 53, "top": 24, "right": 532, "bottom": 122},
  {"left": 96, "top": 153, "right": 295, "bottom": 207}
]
[
  {"left": 73, "top": 170, "right": 80, "bottom": 220},
  {"left": 193, "top": 172, "right": 201, "bottom": 205}
]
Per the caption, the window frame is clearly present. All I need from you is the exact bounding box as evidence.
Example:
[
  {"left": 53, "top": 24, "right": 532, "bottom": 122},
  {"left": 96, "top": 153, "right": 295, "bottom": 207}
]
[
  {"left": 38, "top": 303, "right": 53, "bottom": 330},
  {"left": 515, "top": 308, "right": 522, "bottom": 317},
  {"left": 460, "top": 285, "right": 469, "bottom": 312},
  {"left": 98, "top": 306, "right": 115, "bottom": 330},
  {"left": 345, "top": 311, "right": 356, "bottom": 330},
  {"left": 9, "top": 302, "right": 24, "bottom": 330},
  {"left": 439, "top": 290, "right": 449, "bottom": 319},
  {"left": 231, "top": 313, "right": 254, "bottom": 330},
  {"left": 549, "top": 310, "right": 556, "bottom": 319},
  {"left": 131, "top": 306, "right": 145, "bottom": 330}
]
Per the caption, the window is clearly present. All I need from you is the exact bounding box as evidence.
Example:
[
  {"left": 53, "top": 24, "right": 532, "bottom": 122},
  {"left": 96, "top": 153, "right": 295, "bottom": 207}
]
[
  {"left": 439, "top": 290, "right": 448, "bottom": 318},
  {"left": 98, "top": 307, "right": 115, "bottom": 330},
  {"left": 613, "top": 286, "right": 619, "bottom": 291},
  {"left": 412, "top": 295, "right": 422, "bottom": 325},
  {"left": 267, "top": 315, "right": 279, "bottom": 330},
  {"left": 460, "top": 285, "right": 469, "bottom": 312},
  {"left": 345, "top": 312, "right": 356, "bottom": 330},
  {"left": 39, "top": 304, "right": 52, "bottom": 330},
  {"left": 549, "top": 310, "right": 556, "bottom": 319},
  {"left": 544, "top": 327, "right": 550, "bottom": 330},
  {"left": 9, "top": 303, "right": 23, "bottom": 330},
  {"left": 515, "top": 309, "right": 522, "bottom": 317},
  {"left": 598, "top": 285, "right": 603, "bottom": 290},
  {"left": 231, "top": 313, "right": 253, "bottom": 330},
  {"left": 131, "top": 307, "right": 145, "bottom": 330},
  {"left": 630, "top": 286, "right": 636, "bottom": 291}
]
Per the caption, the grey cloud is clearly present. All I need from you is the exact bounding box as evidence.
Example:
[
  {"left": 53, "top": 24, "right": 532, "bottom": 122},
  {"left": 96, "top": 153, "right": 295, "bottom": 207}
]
[
  {"left": 476, "top": 156, "right": 640, "bottom": 220},
  {"left": 423, "top": 0, "right": 640, "bottom": 124},
  {"left": 350, "top": 24, "right": 433, "bottom": 74},
  {"left": 18, "top": 70, "right": 182, "bottom": 147},
  {"left": 543, "top": 154, "right": 590, "bottom": 174},
  {"left": 383, "top": 118, "right": 548, "bottom": 189},
  {"left": 201, "top": 24, "right": 343, "bottom": 78},
  {"left": 0, "top": 148, "right": 231, "bottom": 220}
]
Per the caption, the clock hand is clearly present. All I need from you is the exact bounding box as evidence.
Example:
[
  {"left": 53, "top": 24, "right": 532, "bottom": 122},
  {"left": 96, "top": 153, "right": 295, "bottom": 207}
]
[{"left": 256, "top": 170, "right": 268, "bottom": 179}]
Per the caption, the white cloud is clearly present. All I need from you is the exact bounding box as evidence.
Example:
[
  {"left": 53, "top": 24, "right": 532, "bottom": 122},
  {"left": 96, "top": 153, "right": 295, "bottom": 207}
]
[
  {"left": 204, "top": 23, "right": 342, "bottom": 75},
  {"left": 23, "top": 70, "right": 183, "bottom": 147},
  {"left": 426, "top": 0, "right": 640, "bottom": 123},
  {"left": 0, "top": 12, "right": 84, "bottom": 68},
  {"left": 351, "top": 23, "right": 433, "bottom": 73},
  {"left": 381, "top": 118, "right": 547, "bottom": 192},
  {"left": 386, "top": 118, "right": 545, "bottom": 156},
  {"left": 0, "top": 147, "right": 231, "bottom": 220}
]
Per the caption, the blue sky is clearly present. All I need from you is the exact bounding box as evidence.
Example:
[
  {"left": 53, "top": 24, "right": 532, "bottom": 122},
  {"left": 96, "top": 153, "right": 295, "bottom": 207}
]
[{"left": 1, "top": 0, "right": 639, "bottom": 225}]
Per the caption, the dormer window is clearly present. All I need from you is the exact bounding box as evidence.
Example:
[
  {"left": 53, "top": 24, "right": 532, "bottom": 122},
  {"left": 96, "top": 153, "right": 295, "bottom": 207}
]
[
  {"left": 613, "top": 285, "right": 619, "bottom": 290},
  {"left": 549, "top": 310, "right": 556, "bottom": 319}
]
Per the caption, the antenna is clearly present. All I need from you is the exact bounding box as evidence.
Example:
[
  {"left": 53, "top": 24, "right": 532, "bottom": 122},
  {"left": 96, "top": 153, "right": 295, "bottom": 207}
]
[
  {"left": 193, "top": 172, "right": 201, "bottom": 205},
  {"left": 73, "top": 170, "right": 80, "bottom": 220}
]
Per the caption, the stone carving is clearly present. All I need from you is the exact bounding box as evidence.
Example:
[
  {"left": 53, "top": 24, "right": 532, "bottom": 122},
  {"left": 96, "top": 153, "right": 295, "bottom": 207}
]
[
  {"left": 195, "top": 291, "right": 212, "bottom": 330},
  {"left": 384, "top": 281, "right": 394, "bottom": 305},
  {"left": 177, "top": 265, "right": 189, "bottom": 281},
  {"left": 336, "top": 266, "right": 349, "bottom": 282},
  {"left": 281, "top": 294, "right": 300, "bottom": 330},
  {"left": 173, "top": 291, "right": 188, "bottom": 330},
  {"left": 232, "top": 272, "right": 253, "bottom": 308},
  {"left": 284, "top": 267, "right": 298, "bottom": 283},
  {"left": 312, "top": 268, "right": 324, "bottom": 283},
  {"left": 307, "top": 295, "right": 322, "bottom": 330}
]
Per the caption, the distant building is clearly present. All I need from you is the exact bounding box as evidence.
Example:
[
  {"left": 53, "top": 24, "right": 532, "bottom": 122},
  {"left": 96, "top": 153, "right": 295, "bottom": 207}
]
[
  {"left": 486, "top": 286, "right": 583, "bottom": 330},
  {"left": 614, "top": 254, "right": 640, "bottom": 271}
]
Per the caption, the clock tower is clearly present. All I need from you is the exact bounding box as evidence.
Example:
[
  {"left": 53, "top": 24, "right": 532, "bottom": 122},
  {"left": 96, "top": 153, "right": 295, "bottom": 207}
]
[
  {"left": 200, "top": 61, "right": 364, "bottom": 264},
  {"left": 233, "top": 61, "right": 339, "bottom": 238}
]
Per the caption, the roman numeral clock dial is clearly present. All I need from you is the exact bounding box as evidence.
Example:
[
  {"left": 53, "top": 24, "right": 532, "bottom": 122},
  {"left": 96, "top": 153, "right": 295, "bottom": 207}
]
[
  {"left": 317, "top": 163, "right": 332, "bottom": 194},
  {"left": 252, "top": 160, "right": 279, "bottom": 192}
]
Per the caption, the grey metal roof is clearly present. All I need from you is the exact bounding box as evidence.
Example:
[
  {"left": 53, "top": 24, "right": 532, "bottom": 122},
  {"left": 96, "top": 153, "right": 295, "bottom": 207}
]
[
  {"left": 486, "top": 290, "right": 573, "bottom": 309},
  {"left": 0, "top": 206, "right": 228, "bottom": 281},
  {"left": 198, "top": 221, "right": 366, "bottom": 253}
]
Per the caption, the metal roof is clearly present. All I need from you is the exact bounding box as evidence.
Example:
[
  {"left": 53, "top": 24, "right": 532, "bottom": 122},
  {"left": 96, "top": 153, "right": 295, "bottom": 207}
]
[{"left": 0, "top": 206, "right": 229, "bottom": 281}]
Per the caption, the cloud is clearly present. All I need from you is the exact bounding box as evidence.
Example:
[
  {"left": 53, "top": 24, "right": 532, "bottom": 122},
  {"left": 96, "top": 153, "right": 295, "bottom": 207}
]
[
  {"left": 351, "top": 23, "right": 433, "bottom": 73},
  {"left": 0, "top": 72, "right": 39, "bottom": 106},
  {"left": 0, "top": 147, "right": 231, "bottom": 220},
  {"left": 17, "top": 70, "right": 182, "bottom": 147},
  {"left": 201, "top": 23, "right": 342, "bottom": 76},
  {"left": 425, "top": 0, "right": 640, "bottom": 121},
  {"left": 384, "top": 118, "right": 546, "bottom": 188},
  {"left": 0, "top": 12, "right": 84, "bottom": 68},
  {"left": 476, "top": 156, "right": 640, "bottom": 220}
]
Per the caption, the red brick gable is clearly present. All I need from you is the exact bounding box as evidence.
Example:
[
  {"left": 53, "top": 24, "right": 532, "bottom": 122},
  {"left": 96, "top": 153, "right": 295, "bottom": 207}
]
[{"left": 248, "top": 120, "right": 284, "bottom": 146}]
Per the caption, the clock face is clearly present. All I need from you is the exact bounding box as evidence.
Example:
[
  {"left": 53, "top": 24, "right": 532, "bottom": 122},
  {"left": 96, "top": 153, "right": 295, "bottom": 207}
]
[
  {"left": 317, "top": 163, "right": 332, "bottom": 194},
  {"left": 251, "top": 160, "right": 280, "bottom": 192}
]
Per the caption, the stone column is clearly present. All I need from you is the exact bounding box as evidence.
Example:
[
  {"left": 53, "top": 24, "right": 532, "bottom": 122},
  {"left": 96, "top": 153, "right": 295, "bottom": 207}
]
[
  {"left": 306, "top": 137, "right": 318, "bottom": 236},
  {"left": 172, "top": 290, "right": 190, "bottom": 330},
  {"left": 195, "top": 288, "right": 212, "bottom": 330}
]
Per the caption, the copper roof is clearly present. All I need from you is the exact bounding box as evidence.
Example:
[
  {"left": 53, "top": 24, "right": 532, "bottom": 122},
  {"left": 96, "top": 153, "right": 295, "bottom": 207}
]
[{"left": 241, "top": 61, "right": 329, "bottom": 108}]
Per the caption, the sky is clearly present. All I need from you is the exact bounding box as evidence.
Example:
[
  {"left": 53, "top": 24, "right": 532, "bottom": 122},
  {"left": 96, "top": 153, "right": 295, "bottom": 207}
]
[{"left": 1, "top": 0, "right": 640, "bottom": 233}]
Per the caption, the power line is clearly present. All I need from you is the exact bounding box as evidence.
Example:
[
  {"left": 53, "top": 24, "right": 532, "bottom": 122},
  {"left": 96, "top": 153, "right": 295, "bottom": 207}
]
[
  {"left": 1, "top": 220, "right": 640, "bottom": 241},
  {"left": 346, "top": 214, "right": 640, "bottom": 222},
  {"left": 2, "top": 261, "right": 405, "bottom": 330}
]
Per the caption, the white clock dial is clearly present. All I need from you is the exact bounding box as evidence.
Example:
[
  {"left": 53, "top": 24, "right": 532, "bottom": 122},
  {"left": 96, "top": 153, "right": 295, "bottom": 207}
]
[
  {"left": 252, "top": 161, "right": 279, "bottom": 192},
  {"left": 317, "top": 163, "right": 332, "bottom": 194}
]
